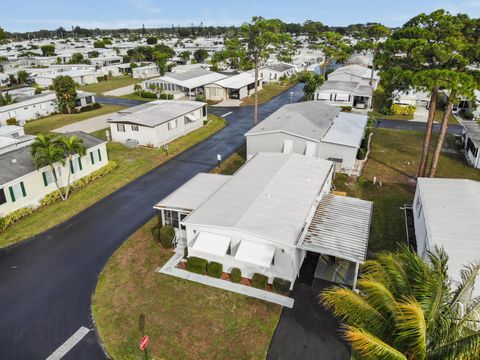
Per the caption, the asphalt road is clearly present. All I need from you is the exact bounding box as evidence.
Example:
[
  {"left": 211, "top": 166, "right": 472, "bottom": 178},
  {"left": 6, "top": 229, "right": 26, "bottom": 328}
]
[
  {"left": 0, "top": 85, "right": 304, "bottom": 360},
  {"left": 95, "top": 96, "right": 147, "bottom": 107},
  {"left": 375, "top": 118, "right": 463, "bottom": 134}
]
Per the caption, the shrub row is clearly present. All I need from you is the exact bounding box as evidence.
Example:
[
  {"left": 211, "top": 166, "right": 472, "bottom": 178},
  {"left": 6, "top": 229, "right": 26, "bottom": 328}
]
[
  {"left": 0, "top": 161, "right": 117, "bottom": 234},
  {"left": 391, "top": 104, "right": 416, "bottom": 116},
  {"left": 183, "top": 258, "right": 291, "bottom": 292},
  {"left": 6, "top": 117, "right": 18, "bottom": 125},
  {"left": 152, "top": 225, "right": 176, "bottom": 249}
]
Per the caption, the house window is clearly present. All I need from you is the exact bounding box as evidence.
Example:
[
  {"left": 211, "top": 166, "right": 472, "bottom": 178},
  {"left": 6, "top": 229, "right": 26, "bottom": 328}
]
[
  {"left": 0, "top": 188, "right": 6, "bottom": 205},
  {"left": 164, "top": 210, "right": 179, "bottom": 228},
  {"left": 8, "top": 110, "right": 16, "bottom": 118},
  {"left": 168, "top": 119, "right": 177, "bottom": 130},
  {"left": 8, "top": 182, "right": 26, "bottom": 202},
  {"left": 70, "top": 158, "right": 82, "bottom": 174},
  {"left": 90, "top": 148, "right": 102, "bottom": 164},
  {"left": 180, "top": 213, "right": 187, "bottom": 230},
  {"left": 42, "top": 170, "right": 55, "bottom": 186},
  {"left": 85, "top": 96, "right": 93, "bottom": 104},
  {"left": 202, "top": 105, "right": 207, "bottom": 117},
  {"left": 132, "top": 125, "right": 139, "bottom": 131},
  {"left": 75, "top": 99, "right": 82, "bottom": 107},
  {"left": 40, "top": 103, "right": 47, "bottom": 110},
  {"left": 117, "top": 124, "right": 125, "bottom": 132}
]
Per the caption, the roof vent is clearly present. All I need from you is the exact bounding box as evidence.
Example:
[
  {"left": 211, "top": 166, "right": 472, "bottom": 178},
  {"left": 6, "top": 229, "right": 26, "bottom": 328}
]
[
  {"left": 11, "top": 159, "right": 17, "bottom": 164},
  {"left": 265, "top": 193, "right": 271, "bottom": 198}
]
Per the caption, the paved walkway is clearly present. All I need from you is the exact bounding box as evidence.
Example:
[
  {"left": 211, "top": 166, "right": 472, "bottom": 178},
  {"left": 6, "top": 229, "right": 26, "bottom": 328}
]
[
  {"left": 158, "top": 253, "right": 294, "bottom": 308},
  {"left": 103, "top": 85, "right": 135, "bottom": 96},
  {"left": 214, "top": 98, "right": 241, "bottom": 107},
  {"left": 54, "top": 112, "right": 119, "bottom": 134}
]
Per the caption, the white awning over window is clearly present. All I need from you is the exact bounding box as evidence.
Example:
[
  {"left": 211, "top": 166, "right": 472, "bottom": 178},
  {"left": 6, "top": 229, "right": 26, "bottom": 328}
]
[
  {"left": 185, "top": 113, "right": 197, "bottom": 122},
  {"left": 335, "top": 93, "right": 350, "bottom": 101},
  {"left": 235, "top": 240, "right": 276, "bottom": 268},
  {"left": 192, "top": 232, "right": 231, "bottom": 257},
  {"left": 282, "top": 139, "right": 293, "bottom": 154},
  {"left": 317, "top": 92, "right": 330, "bottom": 100}
]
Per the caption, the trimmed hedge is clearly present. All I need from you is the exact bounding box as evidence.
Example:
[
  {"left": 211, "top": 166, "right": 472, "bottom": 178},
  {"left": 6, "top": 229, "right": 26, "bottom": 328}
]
[
  {"left": 159, "top": 93, "right": 174, "bottom": 100},
  {"left": 207, "top": 262, "right": 223, "bottom": 278},
  {"left": 273, "top": 277, "right": 291, "bottom": 293},
  {"left": 252, "top": 273, "right": 268, "bottom": 289},
  {"left": 159, "top": 225, "right": 175, "bottom": 249},
  {"left": 230, "top": 268, "right": 242, "bottom": 283},
  {"left": 186, "top": 257, "right": 208, "bottom": 275},
  {"left": 0, "top": 207, "right": 34, "bottom": 232},
  {"left": 151, "top": 227, "right": 161, "bottom": 242},
  {"left": 391, "top": 104, "right": 416, "bottom": 116}
]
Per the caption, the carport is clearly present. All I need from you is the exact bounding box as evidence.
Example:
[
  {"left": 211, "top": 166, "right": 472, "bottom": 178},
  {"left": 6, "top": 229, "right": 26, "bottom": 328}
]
[{"left": 298, "top": 194, "right": 373, "bottom": 289}]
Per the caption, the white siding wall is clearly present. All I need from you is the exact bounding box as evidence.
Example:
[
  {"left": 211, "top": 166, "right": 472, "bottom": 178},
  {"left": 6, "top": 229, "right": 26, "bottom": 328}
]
[
  {"left": 412, "top": 188, "right": 429, "bottom": 259},
  {"left": 109, "top": 108, "right": 206, "bottom": 148},
  {"left": 0, "top": 143, "right": 108, "bottom": 216}
]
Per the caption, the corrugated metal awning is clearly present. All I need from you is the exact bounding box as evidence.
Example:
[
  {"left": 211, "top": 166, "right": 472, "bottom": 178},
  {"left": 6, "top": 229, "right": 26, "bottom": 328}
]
[{"left": 298, "top": 194, "right": 373, "bottom": 263}]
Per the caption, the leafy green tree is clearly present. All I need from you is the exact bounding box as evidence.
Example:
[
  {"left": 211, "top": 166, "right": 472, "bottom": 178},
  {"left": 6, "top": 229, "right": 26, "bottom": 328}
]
[
  {"left": 94, "top": 40, "right": 106, "bottom": 48},
  {"left": 0, "top": 92, "right": 13, "bottom": 106},
  {"left": 221, "top": 38, "right": 249, "bottom": 70},
  {"left": 30, "top": 135, "right": 66, "bottom": 200},
  {"left": 299, "top": 71, "right": 324, "bottom": 100},
  {"left": 321, "top": 245, "right": 480, "bottom": 360},
  {"left": 377, "top": 10, "right": 479, "bottom": 177},
  {"left": 68, "top": 53, "right": 91, "bottom": 65},
  {"left": 303, "top": 20, "right": 326, "bottom": 43},
  {"left": 52, "top": 76, "right": 77, "bottom": 114},
  {"left": 40, "top": 44, "right": 55, "bottom": 56},
  {"left": 179, "top": 51, "right": 191, "bottom": 63},
  {"left": 146, "top": 36, "right": 158, "bottom": 45},
  {"left": 0, "top": 27, "right": 5, "bottom": 42},
  {"left": 87, "top": 50, "right": 100, "bottom": 58},
  {"left": 102, "top": 38, "right": 112, "bottom": 45},
  {"left": 59, "top": 135, "right": 86, "bottom": 199},
  {"left": 355, "top": 24, "right": 390, "bottom": 86},
  {"left": 277, "top": 40, "right": 296, "bottom": 64},
  {"left": 314, "top": 31, "right": 352, "bottom": 79},
  {"left": 193, "top": 48, "right": 209, "bottom": 63},
  {"left": 17, "top": 70, "right": 28, "bottom": 84},
  {"left": 240, "top": 17, "right": 292, "bottom": 124}
]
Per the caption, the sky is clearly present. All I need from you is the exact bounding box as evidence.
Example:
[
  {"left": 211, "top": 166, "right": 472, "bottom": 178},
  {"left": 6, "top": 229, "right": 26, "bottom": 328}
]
[{"left": 1, "top": 0, "right": 479, "bottom": 32}]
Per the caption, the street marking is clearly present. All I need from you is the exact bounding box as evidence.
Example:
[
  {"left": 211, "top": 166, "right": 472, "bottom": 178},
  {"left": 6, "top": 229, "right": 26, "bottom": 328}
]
[
  {"left": 46, "top": 326, "right": 91, "bottom": 360},
  {"left": 221, "top": 111, "right": 233, "bottom": 117}
]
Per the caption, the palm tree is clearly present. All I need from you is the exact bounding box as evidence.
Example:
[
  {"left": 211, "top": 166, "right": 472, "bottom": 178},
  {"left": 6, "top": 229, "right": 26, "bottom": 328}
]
[
  {"left": 30, "top": 134, "right": 66, "bottom": 200},
  {"left": 58, "top": 135, "right": 86, "bottom": 199},
  {"left": 321, "top": 246, "right": 480, "bottom": 360}
]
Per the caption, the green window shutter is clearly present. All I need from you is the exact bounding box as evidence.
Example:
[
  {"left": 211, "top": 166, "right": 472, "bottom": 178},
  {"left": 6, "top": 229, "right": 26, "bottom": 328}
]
[
  {"left": 70, "top": 160, "right": 74, "bottom": 174},
  {"left": 20, "top": 182, "right": 26, "bottom": 197},
  {"left": 78, "top": 157, "right": 83, "bottom": 171},
  {"left": 42, "top": 172, "right": 48, "bottom": 186},
  {"left": 97, "top": 148, "right": 102, "bottom": 162},
  {"left": 9, "top": 186, "right": 15, "bottom": 202},
  {"left": 90, "top": 152, "right": 94, "bottom": 164}
]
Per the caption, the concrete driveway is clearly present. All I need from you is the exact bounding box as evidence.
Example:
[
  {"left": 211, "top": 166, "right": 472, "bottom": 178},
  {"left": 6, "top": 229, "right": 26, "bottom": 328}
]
[
  {"left": 0, "top": 84, "right": 305, "bottom": 360},
  {"left": 102, "top": 84, "right": 136, "bottom": 96}
]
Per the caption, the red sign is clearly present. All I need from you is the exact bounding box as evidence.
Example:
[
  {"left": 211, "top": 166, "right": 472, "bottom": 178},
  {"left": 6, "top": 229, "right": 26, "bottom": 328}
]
[{"left": 140, "top": 335, "right": 149, "bottom": 351}]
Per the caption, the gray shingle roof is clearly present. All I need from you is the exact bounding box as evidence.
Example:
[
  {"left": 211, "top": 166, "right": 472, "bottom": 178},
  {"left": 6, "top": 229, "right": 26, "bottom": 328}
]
[
  {"left": 245, "top": 101, "right": 340, "bottom": 141},
  {"left": 0, "top": 132, "right": 105, "bottom": 185}
]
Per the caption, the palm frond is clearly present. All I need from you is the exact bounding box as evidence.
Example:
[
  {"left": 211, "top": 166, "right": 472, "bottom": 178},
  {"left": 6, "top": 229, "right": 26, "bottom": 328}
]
[
  {"left": 429, "top": 331, "right": 480, "bottom": 360},
  {"left": 451, "top": 262, "right": 480, "bottom": 308},
  {"left": 344, "top": 325, "right": 407, "bottom": 360},
  {"left": 394, "top": 297, "right": 427, "bottom": 358},
  {"left": 321, "top": 286, "right": 389, "bottom": 337}
]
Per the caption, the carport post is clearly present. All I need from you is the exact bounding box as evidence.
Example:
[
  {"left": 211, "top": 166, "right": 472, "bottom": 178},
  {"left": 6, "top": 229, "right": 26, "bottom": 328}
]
[{"left": 352, "top": 262, "right": 360, "bottom": 291}]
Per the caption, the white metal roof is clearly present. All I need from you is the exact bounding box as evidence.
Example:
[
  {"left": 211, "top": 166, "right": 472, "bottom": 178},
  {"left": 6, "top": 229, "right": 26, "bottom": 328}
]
[
  {"left": 192, "top": 232, "right": 231, "bottom": 257},
  {"left": 329, "top": 64, "right": 379, "bottom": 81},
  {"left": 321, "top": 112, "right": 368, "bottom": 148},
  {"left": 299, "top": 194, "right": 373, "bottom": 263},
  {"left": 183, "top": 153, "right": 334, "bottom": 246},
  {"left": 234, "top": 240, "right": 276, "bottom": 268},
  {"left": 153, "top": 173, "right": 231, "bottom": 211},
  {"left": 108, "top": 100, "right": 205, "bottom": 127},
  {"left": 417, "top": 178, "right": 480, "bottom": 296},
  {"left": 150, "top": 69, "right": 227, "bottom": 89},
  {"left": 210, "top": 72, "right": 256, "bottom": 89}
]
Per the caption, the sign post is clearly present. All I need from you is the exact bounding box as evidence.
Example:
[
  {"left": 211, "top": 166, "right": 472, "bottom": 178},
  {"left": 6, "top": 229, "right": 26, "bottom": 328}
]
[
  {"left": 140, "top": 335, "right": 149, "bottom": 360},
  {"left": 163, "top": 144, "right": 169, "bottom": 156},
  {"left": 216, "top": 154, "right": 222, "bottom": 168}
]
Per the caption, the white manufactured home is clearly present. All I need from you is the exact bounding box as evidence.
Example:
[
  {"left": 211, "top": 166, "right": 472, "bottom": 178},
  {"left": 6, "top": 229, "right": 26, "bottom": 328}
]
[
  {"left": 462, "top": 121, "right": 480, "bottom": 169},
  {"left": 327, "top": 64, "right": 379, "bottom": 90},
  {"left": 259, "top": 63, "right": 297, "bottom": 84},
  {"left": 0, "top": 132, "right": 108, "bottom": 217},
  {"left": 154, "top": 153, "right": 373, "bottom": 290},
  {"left": 107, "top": 100, "right": 207, "bottom": 148},
  {"left": 0, "top": 91, "right": 96, "bottom": 126},
  {"left": 204, "top": 72, "right": 261, "bottom": 101},
  {"left": 34, "top": 69, "right": 98, "bottom": 87},
  {"left": 412, "top": 178, "right": 480, "bottom": 297},
  {"left": 315, "top": 80, "right": 373, "bottom": 109},
  {"left": 245, "top": 102, "right": 368, "bottom": 173}
]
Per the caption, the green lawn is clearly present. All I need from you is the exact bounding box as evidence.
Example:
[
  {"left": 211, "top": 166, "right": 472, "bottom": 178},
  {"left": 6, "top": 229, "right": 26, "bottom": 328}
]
[
  {"left": 240, "top": 80, "right": 298, "bottom": 106},
  {"left": 24, "top": 105, "right": 125, "bottom": 135},
  {"left": 334, "top": 128, "right": 480, "bottom": 254},
  {"left": 119, "top": 93, "right": 156, "bottom": 102},
  {"left": 93, "top": 217, "right": 280, "bottom": 360},
  {"left": 79, "top": 76, "right": 141, "bottom": 94},
  {"left": 0, "top": 115, "right": 226, "bottom": 248},
  {"left": 212, "top": 146, "right": 246, "bottom": 175}
]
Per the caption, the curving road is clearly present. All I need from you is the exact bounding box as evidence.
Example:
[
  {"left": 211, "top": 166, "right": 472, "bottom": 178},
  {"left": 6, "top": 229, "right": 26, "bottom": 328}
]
[{"left": 0, "top": 85, "right": 304, "bottom": 360}]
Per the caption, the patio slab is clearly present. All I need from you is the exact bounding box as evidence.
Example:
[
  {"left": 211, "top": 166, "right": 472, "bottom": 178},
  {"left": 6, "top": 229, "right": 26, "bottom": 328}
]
[{"left": 157, "top": 253, "right": 294, "bottom": 308}]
